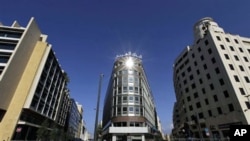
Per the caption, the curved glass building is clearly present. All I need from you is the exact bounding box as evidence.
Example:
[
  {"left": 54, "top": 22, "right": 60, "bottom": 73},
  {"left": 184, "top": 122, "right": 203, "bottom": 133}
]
[{"left": 102, "top": 52, "right": 158, "bottom": 141}]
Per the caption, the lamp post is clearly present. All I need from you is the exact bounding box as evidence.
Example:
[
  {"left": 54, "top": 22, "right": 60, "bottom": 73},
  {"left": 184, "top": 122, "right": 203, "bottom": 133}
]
[{"left": 94, "top": 74, "right": 104, "bottom": 141}]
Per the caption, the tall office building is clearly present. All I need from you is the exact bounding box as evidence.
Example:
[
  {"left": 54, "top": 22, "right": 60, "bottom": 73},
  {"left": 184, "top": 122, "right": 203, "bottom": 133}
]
[
  {"left": 102, "top": 52, "right": 159, "bottom": 141},
  {"left": 172, "top": 17, "right": 250, "bottom": 140},
  {"left": 0, "top": 18, "right": 70, "bottom": 140}
]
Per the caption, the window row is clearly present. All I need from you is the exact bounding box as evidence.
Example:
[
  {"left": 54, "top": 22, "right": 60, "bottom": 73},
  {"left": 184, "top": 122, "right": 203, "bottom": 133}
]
[
  {"left": 115, "top": 106, "right": 143, "bottom": 116},
  {"left": 117, "top": 86, "right": 139, "bottom": 94},
  {"left": 216, "top": 36, "right": 239, "bottom": 44},
  {"left": 188, "top": 103, "right": 235, "bottom": 119},
  {"left": 116, "top": 96, "right": 142, "bottom": 104},
  {"left": 113, "top": 122, "right": 144, "bottom": 127}
]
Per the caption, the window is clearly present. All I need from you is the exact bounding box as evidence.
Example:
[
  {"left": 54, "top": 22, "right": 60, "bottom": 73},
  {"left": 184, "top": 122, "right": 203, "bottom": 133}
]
[
  {"left": 208, "top": 110, "right": 212, "bottom": 117},
  {"left": 224, "top": 90, "right": 229, "bottom": 98},
  {"left": 194, "top": 61, "right": 197, "bottom": 66},
  {"left": 234, "top": 55, "right": 239, "bottom": 61},
  {"left": 128, "top": 96, "right": 133, "bottom": 103},
  {"left": 217, "top": 107, "right": 222, "bottom": 114},
  {"left": 135, "top": 97, "right": 139, "bottom": 104},
  {"left": 245, "top": 102, "right": 250, "bottom": 109},
  {"left": 220, "top": 45, "right": 225, "bottom": 50},
  {"left": 208, "top": 48, "right": 212, "bottom": 54},
  {"left": 122, "top": 96, "right": 128, "bottom": 103},
  {"left": 187, "top": 66, "right": 191, "bottom": 72},
  {"left": 200, "top": 55, "right": 204, "bottom": 61},
  {"left": 205, "top": 99, "right": 209, "bottom": 105},
  {"left": 234, "top": 39, "right": 239, "bottom": 44},
  {"left": 239, "top": 88, "right": 246, "bottom": 95},
  {"left": 189, "top": 75, "right": 194, "bottom": 80},
  {"left": 198, "top": 47, "right": 201, "bottom": 52},
  {"left": 194, "top": 92, "right": 198, "bottom": 98},
  {"left": 123, "top": 86, "right": 128, "bottom": 93},
  {"left": 0, "top": 43, "right": 16, "bottom": 50},
  {"left": 129, "top": 86, "right": 133, "bottom": 92},
  {"left": 230, "top": 46, "right": 234, "bottom": 51},
  {"left": 225, "top": 38, "right": 230, "bottom": 42},
  {"left": 215, "top": 67, "right": 220, "bottom": 74},
  {"left": 202, "top": 88, "right": 206, "bottom": 94},
  {"left": 197, "top": 69, "right": 200, "bottom": 75},
  {"left": 196, "top": 102, "right": 201, "bottom": 108},
  {"left": 239, "top": 65, "right": 245, "bottom": 71},
  {"left": 244, "top": 57, "right": 249, "bottom": 62},
  {"left": 245, "top": 76, "right": 250, "bottom": 83},
  {"left": 216, "top": 36, "right": 221, "bottom": 41},
  {"left": 203, "top": 64, "right": 207, "bottom": 70},
  {"left": 205, "top": 40, "right": 209, "bottom": 45},
  {"left": 213, "top": 95, "right": 218, "bottom": 102},
  {"left": 129, "top": 107, "right": 134, "bottom": 113},
  {"left": 198, "top": 112, "right": 204, "bottom": 119},
  {"left": 234, "top": 75, "right": 240, "bottom": 82},
  {"left": 206, "top": 73, "right": 211, "bottom": 79},
  {"left": 199, "top": 78, "right": 203, "bottom": 84},
  {"left": 224, "top": 54, "right": 230, "bottom": 60},
  {"left": 191, "top": 83, "right": 196, "bottom": 89},
  {"left": 219, "top": 79, "right": 225, "bottom": 85},
  {"left": 187, "top": 96, "right": 191, "bottom": 102},
  {"left": 228, "top": 104, "right": 234, "bottom": 112},
  {"left": 229, "top": 64, "right": 234, "bottom": 70},
  {"left": 189, "top": 105, "right": 193, "bottom": 111},
  {"left": 239, "top": 48, "right": 244, "bottom": 53},
  {"left": 211, "top": 57, "right": 216, "bottom": 64},
  {"left": 0, "top": 52, "right": 11, "bottom": 63},
  {"left": 210, "top": 84, "right": 214, "bottom": 90},
  {"left": 123, "top": 107, "right": 127, "bottom": 114}
]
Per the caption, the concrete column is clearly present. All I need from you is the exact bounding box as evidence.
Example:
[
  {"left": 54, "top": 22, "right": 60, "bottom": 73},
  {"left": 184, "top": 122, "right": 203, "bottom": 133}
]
[
  {"left": 142, "top": 135, "right": 145, "bottom": 141},
  {"left": 112, "top": 135, "right": 116, "bottom": 141}
]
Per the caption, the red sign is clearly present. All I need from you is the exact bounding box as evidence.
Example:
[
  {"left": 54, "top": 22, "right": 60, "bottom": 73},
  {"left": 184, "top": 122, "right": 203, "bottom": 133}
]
[{"left": 16, "top": 127, "right": 22, "bottom": 132}]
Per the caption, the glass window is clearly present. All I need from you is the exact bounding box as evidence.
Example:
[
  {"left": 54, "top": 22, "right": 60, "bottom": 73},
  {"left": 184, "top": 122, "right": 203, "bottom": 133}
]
[
  {"left": 129, "top": 96, "right": 133, "bottom": 103},
  {"left": 123, "top": 86, "right": 128, "bottom": 93},
  {"left": 234, "top": 39, "right": 239, "bottom": 44},
  {"left": 0, "top": 43, "right": 16, "bottom": 50},
  {"left": 239, "top": 48, "right": 244, "bottom": 53},
  {"left": 220, "top": 45, "right": 225, "bottom": 50},
  {"left": 122, "top": 96, "right": 127, "bottom": 103},
  {"left": 239, "top": 88, "right": 246, "bottom": 95},
  {"left": 234, "top": 55, "right": 239, "bottom": 61},
  {"left": 229, "top": 64, "right": 234, "bottom": 70},
  {"left": 217, "top": 107, "right": 222, "bottom": 114},
  {"left": 224, "top": 54, "right": 230, "bottom": 60},
  {"left": 225, "top": 38, "right": 230, "bottom": 42},
  {"left": 213, "top": 95, "right": 218, "bottom": 102},
  {"left": 128, "top": 77, "right": 133, "bottom": 83},
  {"left": 228, "top": 104, "right": 234, "bottom": 112},
  {"left": 122, "top": 107, "right": 127, "bottom": 114},
  {"left": 234, "top": 75, "right": 240, "bottom": 82},
  {"left": 216, "top": 36, "right": 221, "bottom": 41},
  {"left": 245, "top": 76, "right": 250, "bottom": 83},
  {"left": 244, "top": 57, "right": 249, "bottom": 62},
  {"left": 239, "top": 65, "right": 245, "bottom": 71},
  {"left": 224, "top": 90, "right": 229, "bottom": 98},
  {"left": 229, "top": 46, "right": 234, "bottom": 51}
]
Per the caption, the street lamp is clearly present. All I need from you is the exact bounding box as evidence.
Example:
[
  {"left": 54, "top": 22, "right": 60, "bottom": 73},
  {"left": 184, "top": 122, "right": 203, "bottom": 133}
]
[{"left": 94, "top": 74, "right": 104, "bottom": 141}]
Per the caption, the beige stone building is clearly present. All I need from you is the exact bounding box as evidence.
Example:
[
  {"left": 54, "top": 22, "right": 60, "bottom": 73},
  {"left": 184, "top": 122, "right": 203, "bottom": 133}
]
[
  {"left": 0, "top": 17, "right": 70, "bottom": 140},
  {"left": 172, "top": 17, "right": 250, "bottom": 140}
]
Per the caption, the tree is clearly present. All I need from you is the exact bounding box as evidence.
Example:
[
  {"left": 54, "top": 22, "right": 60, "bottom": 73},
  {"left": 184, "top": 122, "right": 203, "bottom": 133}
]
[{"left": 36, "top": 119, "right": 50, "bottom": 141}]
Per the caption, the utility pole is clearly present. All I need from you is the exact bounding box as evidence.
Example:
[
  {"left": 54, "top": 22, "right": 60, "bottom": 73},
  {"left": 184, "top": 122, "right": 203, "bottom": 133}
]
[{"left": 94, "top": 74, "right": 104, "bottom": 141}]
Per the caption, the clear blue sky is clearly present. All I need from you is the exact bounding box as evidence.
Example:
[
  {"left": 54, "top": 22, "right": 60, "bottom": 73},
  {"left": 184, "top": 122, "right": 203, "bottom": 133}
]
[{"left": 1, "top": 0, "right": 250, "bottom": 135}]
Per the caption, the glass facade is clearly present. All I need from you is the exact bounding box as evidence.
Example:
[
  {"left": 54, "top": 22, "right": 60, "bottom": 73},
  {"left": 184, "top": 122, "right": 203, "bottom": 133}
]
[{"left": 102, "top": 52, "right": 158, "bottom": 141}]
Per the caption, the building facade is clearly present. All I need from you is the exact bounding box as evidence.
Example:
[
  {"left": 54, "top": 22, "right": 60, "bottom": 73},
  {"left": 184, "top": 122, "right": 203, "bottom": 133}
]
[
  {"left": 172, "top": 17, "right": 250, "bottom": 140},
  {"left": 102, "top": 52, "right": 159, "bottom": 141},
  {"left": 0, "top": 18, "right": 70, "bottom": 140}
]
